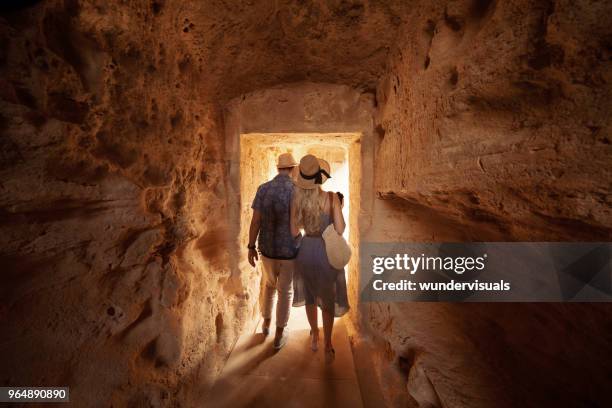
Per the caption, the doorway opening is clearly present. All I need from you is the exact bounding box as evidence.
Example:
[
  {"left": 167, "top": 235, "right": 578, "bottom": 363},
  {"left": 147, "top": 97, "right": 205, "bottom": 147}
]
[{"left": 239, "top": 132, "right": 362, "bottom": 330}]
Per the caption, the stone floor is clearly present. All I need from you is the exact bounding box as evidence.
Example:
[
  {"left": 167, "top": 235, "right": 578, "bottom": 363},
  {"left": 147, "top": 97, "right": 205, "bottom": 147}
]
[{"left": 208, "top": 307, "right": 364, "bottom": 407}]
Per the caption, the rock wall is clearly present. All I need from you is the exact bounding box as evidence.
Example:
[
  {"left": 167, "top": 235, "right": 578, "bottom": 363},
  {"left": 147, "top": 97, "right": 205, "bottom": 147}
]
[
  {"left": 375, "top": 0, "right": 611, "bottom": 240},
  {"left": 0, "top": 2, "right": 251, "bottom": 406},
  {"left": 364, "top": 1, "right": 612, "bottom": 407}
]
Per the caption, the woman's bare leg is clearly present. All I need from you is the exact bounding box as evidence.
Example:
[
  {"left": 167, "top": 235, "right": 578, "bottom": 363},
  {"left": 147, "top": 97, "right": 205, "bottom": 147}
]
[
  {"left": 306, "top": 304, "right": 319, "bottom": 350},
  {"left": 322, "top": 309, "right": 334, "bottom": 350},
  {"left": 306, "top": 304, "right": 318, "bottom": 334}
]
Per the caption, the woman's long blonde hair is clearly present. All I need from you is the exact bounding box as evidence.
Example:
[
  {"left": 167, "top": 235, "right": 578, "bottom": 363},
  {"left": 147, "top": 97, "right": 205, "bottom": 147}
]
[{"left": 294, "top": 186, "right": 324, "bottom": 235}]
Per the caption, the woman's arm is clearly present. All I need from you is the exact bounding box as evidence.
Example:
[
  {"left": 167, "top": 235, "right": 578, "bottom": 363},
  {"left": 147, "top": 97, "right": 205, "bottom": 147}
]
[
  {"left": 290, "top": 197, "right": 300, "bottom": 238},
  {"left": 331, "top": 193, "right": 346, "bottom": 235}
]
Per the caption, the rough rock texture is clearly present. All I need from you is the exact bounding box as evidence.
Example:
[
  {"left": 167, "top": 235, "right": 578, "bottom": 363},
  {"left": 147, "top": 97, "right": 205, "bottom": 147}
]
[
  {"left": 375, "top": 0, "right": 612, "bottom": 240},
  {"left": 174, "top": 0, "right": 410, "bottom": 100},
  {"left": 0, "top": 2, "right": 247, "bottom": 406},
  {"left": 364, "top": 1, "right": 612, "bottom": 407},
  {"left": 1, "top": 1, "right": 611, "bottom": 407}
]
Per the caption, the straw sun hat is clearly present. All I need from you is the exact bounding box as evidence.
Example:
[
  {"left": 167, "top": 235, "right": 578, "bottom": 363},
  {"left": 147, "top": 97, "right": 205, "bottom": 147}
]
[
  {"left": 295, "top": 154, "right": 331, "bottom": 189},
  {"left": 277, "top": 152, "right": 298, "bottom": 169}
]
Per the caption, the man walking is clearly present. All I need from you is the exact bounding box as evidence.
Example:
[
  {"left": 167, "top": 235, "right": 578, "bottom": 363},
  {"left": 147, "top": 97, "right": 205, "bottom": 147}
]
[{"left": 247, "top": 153, "right": 298, "bottom": 350}]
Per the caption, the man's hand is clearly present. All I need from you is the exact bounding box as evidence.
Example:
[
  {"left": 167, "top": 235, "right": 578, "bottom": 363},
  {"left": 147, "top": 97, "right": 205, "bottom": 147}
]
[
  {"left": 248, "top": 210, "right": 261, "bottom": 267},
  {"left": 248, "top": 248, "right": 259, "bottom": 267}
]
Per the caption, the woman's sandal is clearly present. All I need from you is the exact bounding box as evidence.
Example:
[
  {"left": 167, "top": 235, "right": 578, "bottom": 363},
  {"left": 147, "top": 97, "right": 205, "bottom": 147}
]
[
  {"left": 310, "top": 329, "right": 319, "bottom": 351},
  {"left": 325, "top": 347, "right": 335, "bottom": 364}
]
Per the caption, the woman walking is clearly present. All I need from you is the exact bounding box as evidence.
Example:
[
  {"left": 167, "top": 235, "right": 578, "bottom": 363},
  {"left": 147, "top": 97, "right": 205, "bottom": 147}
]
[{"left": 290, "top": 154, "right": 350, "bottom": 363}]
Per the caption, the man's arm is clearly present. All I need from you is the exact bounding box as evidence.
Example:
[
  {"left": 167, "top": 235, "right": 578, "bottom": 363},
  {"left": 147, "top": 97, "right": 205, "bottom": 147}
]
[{"left": 248, "top": 210, "right": 261, "bottom": 267}]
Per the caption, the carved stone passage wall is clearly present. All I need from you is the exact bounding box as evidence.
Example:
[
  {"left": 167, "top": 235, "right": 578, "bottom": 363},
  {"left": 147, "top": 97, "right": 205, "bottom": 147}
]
[
  {"left": 0, "top": 3, "right": 248, "bottom": 406},
  {"left": 364, "top": 1, "right": 612, "bottom": 407},
  {"left": 374, "top": 0, "right": 611, "bottom": 240}
]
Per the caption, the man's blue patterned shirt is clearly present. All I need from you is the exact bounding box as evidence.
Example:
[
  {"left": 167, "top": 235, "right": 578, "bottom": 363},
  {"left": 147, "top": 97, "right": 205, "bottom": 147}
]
[{"left": 251, "top": 174, "right": 297, "bottom": 259}]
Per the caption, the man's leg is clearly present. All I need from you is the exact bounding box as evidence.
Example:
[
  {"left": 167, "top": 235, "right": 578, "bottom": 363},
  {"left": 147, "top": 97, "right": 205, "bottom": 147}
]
[
  {"left": 273, "top": 259, "right": 294, "bottom": 349},
  {"left": 260, "top": 256, "right": 277, "bottom": 335},
  {"left": 275, "top": 259, "right": 294, "bottom": 328}
]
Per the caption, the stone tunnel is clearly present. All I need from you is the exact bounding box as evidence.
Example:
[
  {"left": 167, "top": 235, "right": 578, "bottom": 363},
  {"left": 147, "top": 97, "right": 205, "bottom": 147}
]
[{"left": 0, "top": 1, "right": 611, "bottom": 407}]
